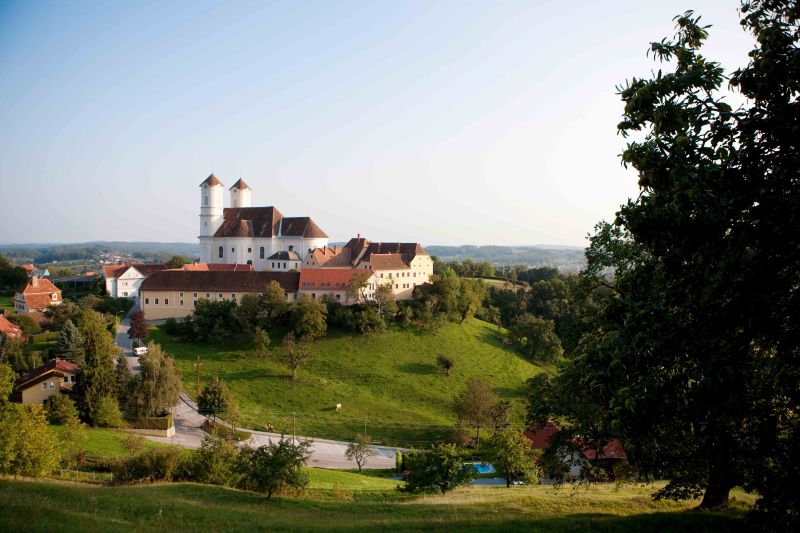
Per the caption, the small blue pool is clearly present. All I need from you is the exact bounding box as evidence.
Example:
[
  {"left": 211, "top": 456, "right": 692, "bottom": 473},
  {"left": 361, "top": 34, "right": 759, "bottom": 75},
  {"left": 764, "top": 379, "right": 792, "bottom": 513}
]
[{"left": 466, "top": 462, "right": 496, "bottom": 474}]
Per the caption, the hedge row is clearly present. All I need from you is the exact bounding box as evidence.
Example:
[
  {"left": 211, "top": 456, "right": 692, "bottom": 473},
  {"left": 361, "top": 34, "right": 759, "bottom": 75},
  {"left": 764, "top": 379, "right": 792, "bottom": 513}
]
[{"left": 128, "top": 414, "right": 174, "bottom": 430}]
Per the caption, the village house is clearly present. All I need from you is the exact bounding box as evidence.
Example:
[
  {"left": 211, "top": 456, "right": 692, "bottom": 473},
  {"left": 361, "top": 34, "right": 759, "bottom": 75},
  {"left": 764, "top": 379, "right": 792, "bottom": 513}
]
[
  {"left": 14, "top": 276, "right": 62, "bottom": 313},
  {"left": 301, "top": 236, "right": 433, "bottom": 301},
  {"left": 198, "top": 175, "right": 329, "bottom": 270},
  {"left": 20, "top": 264, "right": 50, "bottom": 278},
  {"left": 0, "top": 314, "right": 23, "bottom": 340},
  {"left": 298, "top": 268, "right": 378, "bottom": 303},
  {"left": 524, "top": 422, "right": 628, "bottom": 480},
  {"left": 13, "top": 359, "right": 79, "bottom": 405},
  {"left": 102, "top": 263, "right": 168, "bottom": 303},
  {"left": 139, "top": 270, "right": 300, "bottom": 320}
]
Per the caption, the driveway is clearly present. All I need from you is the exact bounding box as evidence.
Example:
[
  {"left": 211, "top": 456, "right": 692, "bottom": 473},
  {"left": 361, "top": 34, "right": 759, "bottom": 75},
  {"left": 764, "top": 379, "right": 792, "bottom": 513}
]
[{"left": 115, "top": 318, "right": 398, "bottom": 470}]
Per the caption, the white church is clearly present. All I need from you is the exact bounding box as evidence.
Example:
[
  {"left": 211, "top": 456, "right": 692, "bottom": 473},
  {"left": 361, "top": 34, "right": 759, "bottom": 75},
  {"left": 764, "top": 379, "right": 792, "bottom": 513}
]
[{"left": 198, "top": 174, "right": 329, "bottom": 270}]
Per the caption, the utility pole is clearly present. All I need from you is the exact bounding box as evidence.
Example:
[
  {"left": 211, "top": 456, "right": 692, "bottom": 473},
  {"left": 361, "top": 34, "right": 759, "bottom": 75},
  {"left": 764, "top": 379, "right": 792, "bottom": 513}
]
[
  {"left": 292, "top": 412, "right": 296, "bottom": 445},
  {"left": 194, "top": 356, "right": 202, "bottom": 397}
]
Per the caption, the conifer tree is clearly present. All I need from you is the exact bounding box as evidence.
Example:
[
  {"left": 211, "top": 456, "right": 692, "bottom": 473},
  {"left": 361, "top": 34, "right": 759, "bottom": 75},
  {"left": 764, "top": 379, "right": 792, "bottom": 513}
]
[
  {"left": 56, "top": 319, "right": 84, "bottom": 364},
  {"left": 73, "top": 310, "right": 118, "bottom": 424}
]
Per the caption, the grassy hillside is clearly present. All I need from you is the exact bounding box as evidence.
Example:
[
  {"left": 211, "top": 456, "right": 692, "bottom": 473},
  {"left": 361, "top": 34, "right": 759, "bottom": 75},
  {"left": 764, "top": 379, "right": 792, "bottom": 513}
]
[
  {"left": 49, "top": 425, "right": 166, "bottom": 461},
  {"left": 0, "top": 477, "right": 754, "bottom": 532},
  {"left": 0, "top": 295, "right": 13, "bottom": 312},
  {"left": 150, "top": 319, "right": 543, "bottom": 446}
]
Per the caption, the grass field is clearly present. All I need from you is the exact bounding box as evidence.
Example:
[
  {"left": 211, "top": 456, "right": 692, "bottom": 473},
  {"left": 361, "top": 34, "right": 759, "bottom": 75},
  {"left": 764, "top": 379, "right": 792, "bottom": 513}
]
[
  {"left": 0, "top": 477, "right": 755, "bottom": 532},
  {"left": 49, "top": 425, "right": 166, "bottom": 461},
  {"left": 0, "top": 295, "right": 13, "bottom": 313},
  {"left": 150, "top": 319, "right": 543, "bottom": 446}
]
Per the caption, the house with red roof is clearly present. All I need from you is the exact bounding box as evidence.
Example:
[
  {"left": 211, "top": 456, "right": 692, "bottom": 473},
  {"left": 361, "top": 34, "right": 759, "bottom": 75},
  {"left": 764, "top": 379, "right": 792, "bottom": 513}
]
[
  {"left": 102, "top": 263, "right": 168, "bottom": 303},
  {"left": 524, "top": 421, "right": 628, "bottom": 480},
  {"left": 301, "top": 235, "right": 433, "bottom": 302},
  {"left": 14, "top": 276, "right": 62, "bottom": 313},
  {"left": 298, "top": 268, "right": 378, "bottom": 304},
  {"left": 14, "top": 359, "right": 80, "bottom": 405}
]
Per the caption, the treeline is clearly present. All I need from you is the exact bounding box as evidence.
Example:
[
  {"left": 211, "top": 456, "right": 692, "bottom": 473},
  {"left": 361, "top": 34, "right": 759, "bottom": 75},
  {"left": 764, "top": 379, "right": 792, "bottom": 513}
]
[
  {"left": 0, "top": 243, "right": 199, "bottom": 264},
  {"left": 426, "top": 245, "right": 586, "bottom": 270}
]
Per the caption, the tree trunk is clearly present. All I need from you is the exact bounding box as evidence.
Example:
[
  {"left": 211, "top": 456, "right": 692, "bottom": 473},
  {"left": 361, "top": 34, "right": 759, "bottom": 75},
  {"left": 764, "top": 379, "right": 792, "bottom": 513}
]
[
  {"left": 506, "top": 471, "right": 512, "bottom": 488},
  {"left": 699, "top": 466, "right": 734, "bottom": 509}
]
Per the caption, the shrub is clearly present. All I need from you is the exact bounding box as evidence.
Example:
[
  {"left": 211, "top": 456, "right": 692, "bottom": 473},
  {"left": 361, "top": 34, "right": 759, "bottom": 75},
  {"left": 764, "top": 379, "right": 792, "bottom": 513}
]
[
  {"left": 128, "top": 413, "right": 173, "bottom": 431},
  {"left": 110, "top": 447, "right": 185, "bottom": 483},
  {"left": 235, "top": 439, "right": 312, "bottom": 499},
  {"left": 400, "top": 444, "right": 475, "bottom": 494},
  {"left": 92, "top": 396, "right": 124, "bottom": 428},
  {"left": 162, "top": 317, "right": 179, "bottom": 336},
  {"left": 193, "top": 433, "right": 239, "bottom": 486},
  {"left": 46, "top": 395, "right": 79, "bottom": 425},
  {"left": 436, "top": 354, "right": 455, "bottom": 376},
  {"left": 7, "top": 313, "right": 41, "bottom": 335},
  {"left": 122, "top": 434, "right": 146, "bottom": 456},
  {"left": 201, "top": 420, "right": 251, "bottom": 441}
]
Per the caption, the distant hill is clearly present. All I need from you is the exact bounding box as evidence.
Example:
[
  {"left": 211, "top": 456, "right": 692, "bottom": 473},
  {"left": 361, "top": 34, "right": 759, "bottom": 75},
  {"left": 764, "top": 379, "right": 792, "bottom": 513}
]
[
  {"left": 0, "top": 241, "right": 586, "bottom": 271},
  {"left": 0, "top": 242, "right": 200, "bottom": 264},
  {"left": 425, "top": 245, "right": 586, "bottom": 271}
]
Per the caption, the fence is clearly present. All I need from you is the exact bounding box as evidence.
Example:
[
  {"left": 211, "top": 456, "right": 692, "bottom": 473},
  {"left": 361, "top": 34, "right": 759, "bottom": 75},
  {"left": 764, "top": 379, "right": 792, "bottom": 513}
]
[{"left": 57, "top": 469, "right": 113, "bottom": 484}]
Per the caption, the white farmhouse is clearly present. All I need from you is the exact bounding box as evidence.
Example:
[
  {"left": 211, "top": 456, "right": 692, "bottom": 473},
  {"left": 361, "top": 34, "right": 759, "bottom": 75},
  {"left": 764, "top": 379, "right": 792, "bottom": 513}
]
[
  {"left": 198, "top": 174, "right": 329, "bottom": 270},
  {"left": 102, "top": 263, "right": 168, "bottom": 303}
]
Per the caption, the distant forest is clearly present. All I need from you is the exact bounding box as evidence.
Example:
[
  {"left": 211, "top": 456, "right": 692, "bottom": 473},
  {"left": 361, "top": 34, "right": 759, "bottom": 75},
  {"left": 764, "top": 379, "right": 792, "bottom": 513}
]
[
  {"left": 425, "top": 245, "right": 586, "bottom": 271},
  {"left": 0, "top": 242, "right": 201, "bottom": 264},
  {"left": 0, "top": 242, "right": 586, "bottom": 271}
]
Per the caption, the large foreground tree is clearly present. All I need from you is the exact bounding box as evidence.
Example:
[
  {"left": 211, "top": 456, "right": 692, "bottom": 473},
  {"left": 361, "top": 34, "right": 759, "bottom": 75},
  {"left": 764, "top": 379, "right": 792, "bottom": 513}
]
[{"left": 532, "top": 3, "right": 799, "bottom": 523}]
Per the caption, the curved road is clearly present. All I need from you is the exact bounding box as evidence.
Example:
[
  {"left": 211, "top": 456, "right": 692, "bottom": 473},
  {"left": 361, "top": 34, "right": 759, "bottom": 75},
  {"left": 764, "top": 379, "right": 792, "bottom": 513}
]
[{"left": 115, "top": 310, "right": 397, "bottom": 469}]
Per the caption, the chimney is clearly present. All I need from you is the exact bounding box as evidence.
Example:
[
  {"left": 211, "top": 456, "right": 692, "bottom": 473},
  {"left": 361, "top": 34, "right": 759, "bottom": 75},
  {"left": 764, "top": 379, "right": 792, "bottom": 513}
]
[
  {"left": 31, "top": 276, "right": 39, "bottom": 287},
  {"left": 357, "top": 233, "right": 361, "bottom": 239}
]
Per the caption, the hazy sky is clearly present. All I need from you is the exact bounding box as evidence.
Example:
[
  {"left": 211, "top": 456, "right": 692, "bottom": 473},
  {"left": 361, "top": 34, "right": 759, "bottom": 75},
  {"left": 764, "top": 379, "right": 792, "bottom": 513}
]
[{"left": 0, "top": 0, "right": 755, "bottom": 246}]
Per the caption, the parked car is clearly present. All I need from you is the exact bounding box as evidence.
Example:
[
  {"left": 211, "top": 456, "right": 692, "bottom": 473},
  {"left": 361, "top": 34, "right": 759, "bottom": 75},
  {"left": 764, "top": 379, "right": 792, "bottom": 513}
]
[{"left": 133, "top": 346, "right": 148, "bottom": 356}]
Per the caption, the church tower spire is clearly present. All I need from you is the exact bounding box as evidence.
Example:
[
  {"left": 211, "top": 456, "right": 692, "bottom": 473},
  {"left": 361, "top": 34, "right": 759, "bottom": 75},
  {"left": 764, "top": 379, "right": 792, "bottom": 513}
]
[
  {"left": 230, "top": 178, "right": 252, "bottom": 208},
  {"left": 199, "top": 173, "right": 224, "bottom": 262}
]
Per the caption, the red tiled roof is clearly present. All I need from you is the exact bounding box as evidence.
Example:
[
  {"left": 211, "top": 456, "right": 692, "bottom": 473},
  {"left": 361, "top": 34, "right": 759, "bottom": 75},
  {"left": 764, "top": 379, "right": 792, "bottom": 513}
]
[
  {"left": 0, "top": 315, "right": 22, "bottom": 339},
  {"left": 524, "top": 422, "right": 561, "bottom": 450},
  {"left": 524, "top": 422, "right": 627, "bottom": 460},
  {"left": 102, "top": 265, "right": 128, "bottom": 279},
  {"left": 368, "top": 253, "right": 410, "bottom": 270},
  {"left": 580, "top": 440, "right": 627, "bottom": 461},
  {"left": 177, "top": 263, "right": 254, "bottom": 272},
  {"left": 16, "top": 359, "right": 80, "bottom": 390},
  {"left": 200, "top": 173, "right": 223, "bottom": 187},
  {"left": 299, "top": 268, "right": 368, "bottom": 290},
  {"left": 18, "top": 277, "right": 62, "bottom": 310},
  {"left": 230, "top": 178, "right": 251, "bottom": 190},
  {"left": 213, "top": 207, "right": 329, "bottom": 239},
  {"left": 140, "top": 270, "right": 299, "bottom": 293},
  {"left": 21, "top": 264, "right": 36, "bottom": 273}
]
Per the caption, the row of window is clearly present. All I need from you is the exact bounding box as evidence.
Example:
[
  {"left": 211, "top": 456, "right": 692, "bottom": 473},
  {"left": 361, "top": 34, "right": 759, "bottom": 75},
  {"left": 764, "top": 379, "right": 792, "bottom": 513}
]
[
  {"left": 145, "top": 293, "right": 238, "bottom": 306},
  {"left": 379, "top": 271, "right": 417, "bottom": 279},
  {"left": 218, "top": 245, "right": 296, "bottom": 259}
]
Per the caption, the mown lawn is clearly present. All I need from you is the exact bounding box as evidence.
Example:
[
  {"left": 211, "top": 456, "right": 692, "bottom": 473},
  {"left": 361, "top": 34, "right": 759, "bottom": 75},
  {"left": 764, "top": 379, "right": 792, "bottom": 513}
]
[
  {"left": 0, "top": 477, "right": 756, "bottom": 532},
  {"left": 49, "top": 425, "right": 166, "bottom": 461},
  {"left": 0, "top": 295, "right": 13, "bottom": 313},
  {"left": 149, "top": 319, "right": 543, "bottom": 446}
]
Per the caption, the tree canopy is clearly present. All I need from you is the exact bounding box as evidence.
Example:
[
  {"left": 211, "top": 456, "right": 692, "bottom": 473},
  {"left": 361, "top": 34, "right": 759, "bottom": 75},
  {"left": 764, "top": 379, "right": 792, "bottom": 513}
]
[{"left": 536, "top": 3, "right": 800, "bottom": 523}]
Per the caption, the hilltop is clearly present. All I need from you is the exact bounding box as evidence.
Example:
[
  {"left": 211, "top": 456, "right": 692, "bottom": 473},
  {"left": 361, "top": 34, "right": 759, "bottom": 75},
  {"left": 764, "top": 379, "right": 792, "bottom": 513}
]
[{"left": 150, "top": 319, "right": 542, "bottom": 447}]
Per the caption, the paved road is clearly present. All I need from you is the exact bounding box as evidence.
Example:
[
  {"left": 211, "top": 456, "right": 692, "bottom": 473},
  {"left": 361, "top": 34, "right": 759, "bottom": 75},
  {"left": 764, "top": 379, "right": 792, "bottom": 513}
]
[{"left": 115, "top": 315, "right": 397, "bottom": 470}]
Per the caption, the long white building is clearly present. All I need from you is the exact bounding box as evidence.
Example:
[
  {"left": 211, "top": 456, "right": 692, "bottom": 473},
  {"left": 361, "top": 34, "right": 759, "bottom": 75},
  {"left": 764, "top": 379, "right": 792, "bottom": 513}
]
[{"left": 198, "top": 174, "right": 329, "bottom": 270}]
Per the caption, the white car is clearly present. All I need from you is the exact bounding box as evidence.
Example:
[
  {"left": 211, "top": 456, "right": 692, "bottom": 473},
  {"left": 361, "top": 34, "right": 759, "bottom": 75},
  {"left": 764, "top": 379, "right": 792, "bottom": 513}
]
[{"left": 133, "top": 346, "right": 148, "bottom": 356}]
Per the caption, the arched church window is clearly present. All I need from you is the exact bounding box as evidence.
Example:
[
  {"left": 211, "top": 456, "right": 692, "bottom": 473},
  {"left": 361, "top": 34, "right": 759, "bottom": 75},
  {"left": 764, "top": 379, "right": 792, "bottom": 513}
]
[
  {"left": 203, "top": 195, "right": 208, "bottom": 207},
  {"left": 218, "top": 246, "right": 223, "bottom": 259},
  {"left": 260, "top": 247, "right": 265, "bottom": 259}
]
